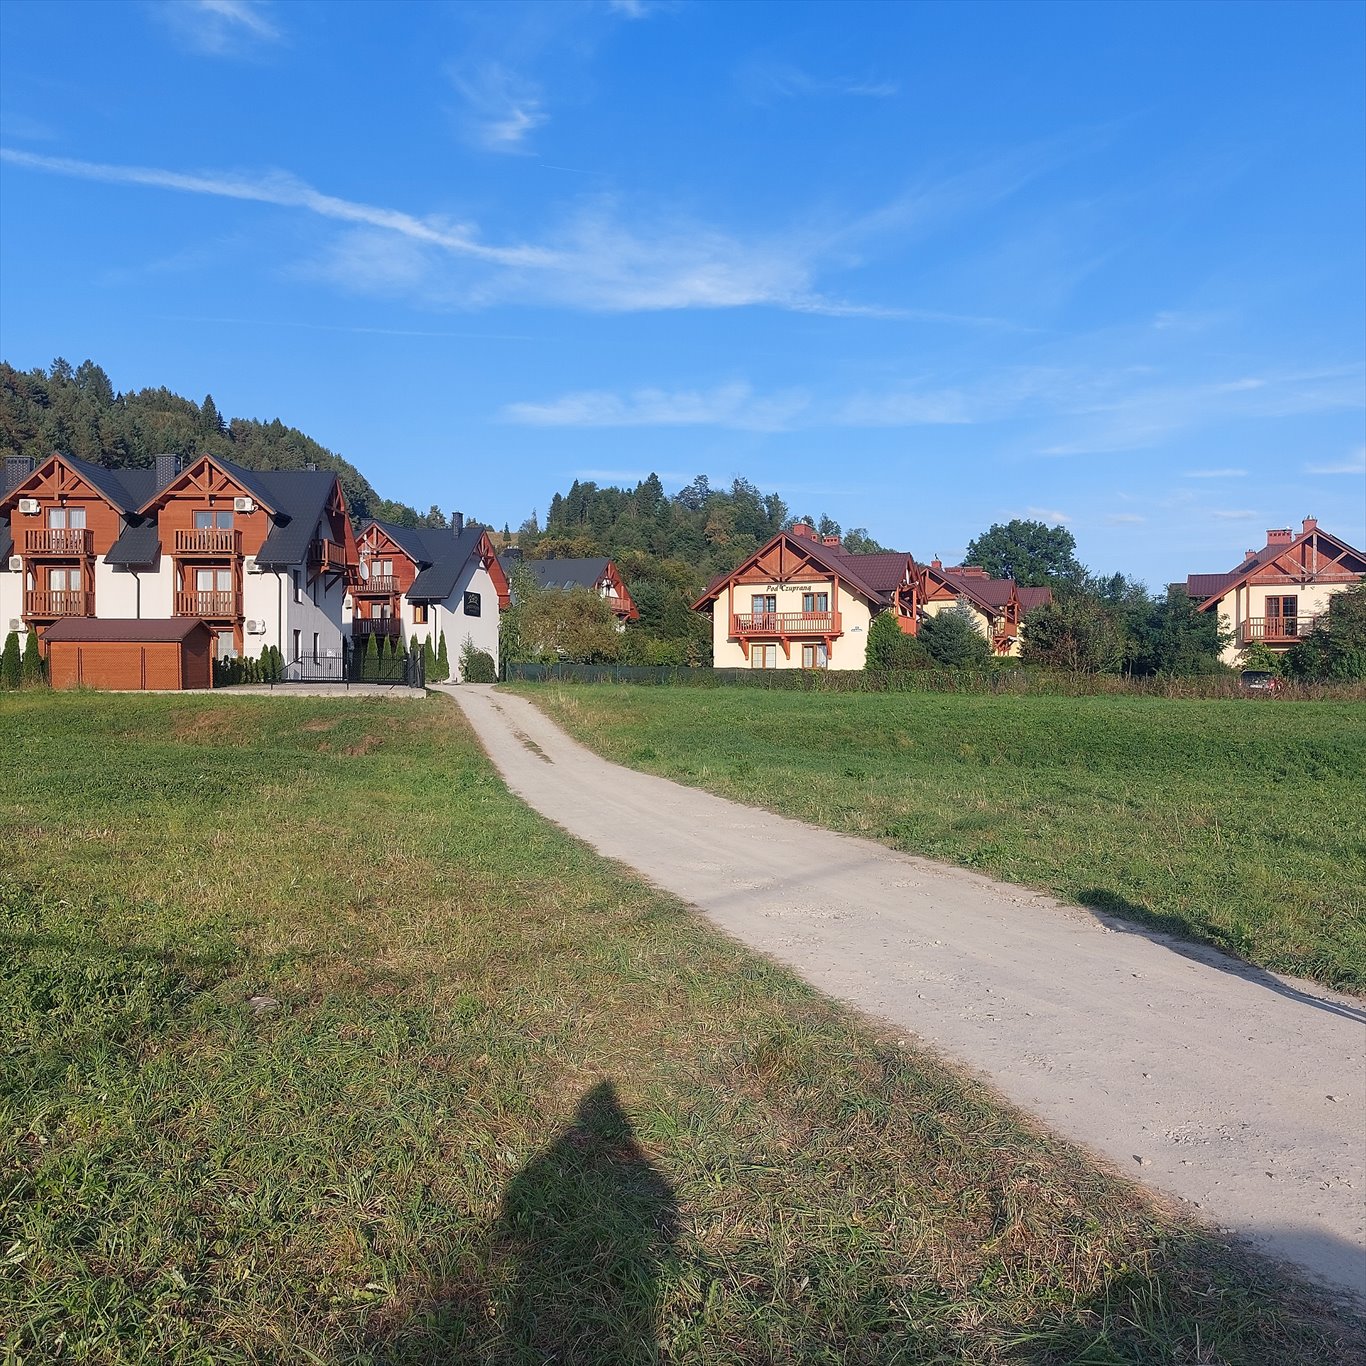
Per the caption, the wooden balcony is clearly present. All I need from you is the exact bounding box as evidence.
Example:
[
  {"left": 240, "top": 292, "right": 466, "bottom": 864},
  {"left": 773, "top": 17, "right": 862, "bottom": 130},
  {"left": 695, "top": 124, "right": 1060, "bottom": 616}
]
[
  {"left": 352, "top": 617, "right": 402, "bottom": 637},
  {"left": 1241, "top": 615, "right": 1323, "bottom": 644},
  {"left": 731, "top": 610, "right": 842, "bottom": 639},
  {"left": 175, "top": 589, "right": 241, "bottom": 619},
  {"left": 355, "top": 574, "right": 398, "bottom": 594},
  {"left": 175, "top": 528, "right": 241, "bottom": 555},
  {"left": 25, "top": 589, "right": 94, "bottom": 617},
  {"left": 23, "top": 528, "right": 94, "bottom": 556},
  {"left": 310, "top": 538, "right": 351, "bottom": 573}
]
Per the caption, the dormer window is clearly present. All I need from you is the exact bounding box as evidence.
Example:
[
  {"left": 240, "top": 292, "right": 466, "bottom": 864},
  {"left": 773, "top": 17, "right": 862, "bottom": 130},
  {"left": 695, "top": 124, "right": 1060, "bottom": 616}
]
[{"left": 48, "top": 507, "right": 87, "bottom": 529}]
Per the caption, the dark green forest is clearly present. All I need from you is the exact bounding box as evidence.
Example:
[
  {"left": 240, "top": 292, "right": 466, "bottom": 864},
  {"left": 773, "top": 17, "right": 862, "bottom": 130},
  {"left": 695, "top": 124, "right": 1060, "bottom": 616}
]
[{"left": 0, "top": 359, "right": 449, "bottom": 528}]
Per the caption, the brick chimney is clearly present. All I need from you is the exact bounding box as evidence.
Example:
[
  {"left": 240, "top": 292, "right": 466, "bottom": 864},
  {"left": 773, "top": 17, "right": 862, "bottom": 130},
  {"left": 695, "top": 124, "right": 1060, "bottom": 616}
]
[
  {"left": 1302, "top": 516, "right": 1318, "bottom": 534},
  {"left": 1266, "top": 528, "right": 1293, "bottom": 545},
  {"left": 822, "top": 534, "right": 840, "bottom": 547},
  {"left": 791, "top": 522, "right": 813, "bottom": 539},
  {"left": 153, "top": 454, "right": 182, "bottom": 491},
  {"left": 931, "top": 557, "right": 942, "bottom": 570},
  {"left": 3, "top": 454, "right": 35, "bottom": 493}
]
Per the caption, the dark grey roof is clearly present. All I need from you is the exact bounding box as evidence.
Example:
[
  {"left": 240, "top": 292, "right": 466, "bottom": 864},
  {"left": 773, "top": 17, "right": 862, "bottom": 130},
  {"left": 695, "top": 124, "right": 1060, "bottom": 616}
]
[
  {"left": 61, "top": 456, "right": 158, "bottom": 512},
  {"left": 521, "top": 558, "right": 612, "bottom": 592},
  {"left": 213, "top": 457, "right": 281, "bottom": 516},
  {"left": 253, "top": 469, "right": 338, "bottom": 567},
  {"left": 407, "top": 527, "right": 487, "bottom": 601},
  {"left": 369, "top": 518, "right": 436, "bottom": 565},
  {"left": 106, "top": 524, "right": 163, "bottom": 567}
]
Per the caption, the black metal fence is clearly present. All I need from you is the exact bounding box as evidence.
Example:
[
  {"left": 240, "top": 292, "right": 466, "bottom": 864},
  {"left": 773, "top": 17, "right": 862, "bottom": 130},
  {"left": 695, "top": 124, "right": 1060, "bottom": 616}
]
[{"left": 278, "top": 641, "right": 425, "bottom": 688}]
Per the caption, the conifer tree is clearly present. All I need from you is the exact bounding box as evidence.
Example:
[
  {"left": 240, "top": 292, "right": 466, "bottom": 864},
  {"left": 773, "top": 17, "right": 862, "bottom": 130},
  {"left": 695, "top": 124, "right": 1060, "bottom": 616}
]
[
  {"left": 20, "top": 631, "right": 45, "bottom": 686},
  {"left": 363, "top": 633, "right": 379, "bottom": 681},
  {"left": 435, "top": 631, "right": 449, "bottom": 682},
  {"left": 1, "top": 632, "right": 22, "bottom": 688}
]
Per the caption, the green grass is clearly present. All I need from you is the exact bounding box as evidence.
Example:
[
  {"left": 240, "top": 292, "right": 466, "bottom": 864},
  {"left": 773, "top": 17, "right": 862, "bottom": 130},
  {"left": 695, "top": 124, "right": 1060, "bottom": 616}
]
[
  {"left": 1, "top": 691, "right": 1360, "bottom": 1363},
  {"left": 512, "top": 686, "right": 1366, "bottom": 995}
]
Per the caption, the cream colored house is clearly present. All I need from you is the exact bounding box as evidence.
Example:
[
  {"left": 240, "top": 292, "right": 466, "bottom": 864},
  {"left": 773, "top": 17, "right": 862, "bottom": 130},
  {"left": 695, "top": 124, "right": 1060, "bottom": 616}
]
[
  {"left": 1182, "top": 519, "right": 1366, "bottom": 666},
  {"left": 693, "top": 524, "right": 917, "bottom": 670},
  {"left": 919, "top": 559, "right": 1052, "bottom": 657}
]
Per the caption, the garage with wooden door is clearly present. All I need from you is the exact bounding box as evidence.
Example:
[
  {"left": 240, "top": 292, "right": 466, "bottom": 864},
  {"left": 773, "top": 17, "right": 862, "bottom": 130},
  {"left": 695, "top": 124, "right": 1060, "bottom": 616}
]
[{"left": 43, "top": 619, "right": 216, "bottom": 691}]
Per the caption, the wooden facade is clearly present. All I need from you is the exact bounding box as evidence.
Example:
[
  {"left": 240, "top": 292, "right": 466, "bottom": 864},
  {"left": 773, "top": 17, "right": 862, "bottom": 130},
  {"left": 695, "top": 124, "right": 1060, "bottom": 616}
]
[{"left": 45, "top": 620, "right": 215, "bottom": 691}]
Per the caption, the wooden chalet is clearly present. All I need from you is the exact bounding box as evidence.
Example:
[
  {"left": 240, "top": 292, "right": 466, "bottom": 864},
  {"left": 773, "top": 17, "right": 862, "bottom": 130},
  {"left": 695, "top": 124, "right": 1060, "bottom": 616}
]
[
  {"left": 1181, "top": 518, "right": 1366, "bottom": 665},
  {"left": 693, "top": 523, "right": 1052, "bottom": 669},
  {"left": 0, "top": 452, "right": 359, "bottom": 671}
]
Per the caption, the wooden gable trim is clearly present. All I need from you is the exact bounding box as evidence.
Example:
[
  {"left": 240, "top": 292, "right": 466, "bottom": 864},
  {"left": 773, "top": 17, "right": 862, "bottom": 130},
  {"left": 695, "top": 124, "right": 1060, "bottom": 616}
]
[
  {"left": 139, "top": 455, "right": 275, "bottom": 516},
  {"left": 0, "top": 454, "right": 122, "bottom": 515},
  {"left": 360, "top": 523, "right": 420, "bottom": 573},
  {"left": 1197, "top": 529, "right": 1366, "bottom": 610},
  {"left": 476, "top": 531, "right": 512, "bottom": 609}
]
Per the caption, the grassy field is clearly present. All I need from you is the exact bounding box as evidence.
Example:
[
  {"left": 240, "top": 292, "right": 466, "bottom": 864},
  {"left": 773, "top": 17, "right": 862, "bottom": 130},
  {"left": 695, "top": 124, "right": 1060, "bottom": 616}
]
[
  {"left": 1, "top": 692, "right": 1360, "bottom": 1364},
  {"left": 513, "top": 686, "right": 1366, "bottom": 994}
]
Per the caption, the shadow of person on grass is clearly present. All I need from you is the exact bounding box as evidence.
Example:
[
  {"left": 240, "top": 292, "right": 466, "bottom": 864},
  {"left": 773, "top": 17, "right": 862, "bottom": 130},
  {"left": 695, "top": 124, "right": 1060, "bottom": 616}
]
[{"left": 490, "top": 1079, "right": 679, "bottom": 1364}]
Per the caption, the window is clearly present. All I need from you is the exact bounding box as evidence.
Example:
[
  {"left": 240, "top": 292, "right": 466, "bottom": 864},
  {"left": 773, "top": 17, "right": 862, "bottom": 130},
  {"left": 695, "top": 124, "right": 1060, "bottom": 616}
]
[
  {"left": 48, "top": 566, "right": 82, "bottom": 591},
  {"left": 216, "top": 631, "right": 237, "bottom": 660},
  {"left": 193, "top": 510, "right": 234, "bottom": 529},
  {"left": 801, "top": 643, "right": 829, "bottom": 669},
  {"left": 47, "top": 507, "right": 86, "bottom": 528},
  {"left": 464, "top": 591, "right": 482, "bottom": 617},
  {"left": 312, "top": 632, "right": 320, "bottom": 663},
  {"left": 292, "top": 570, "right": 302, "bottom": 603},
  {"left": 413, "top": 603, "right": 429, "bottom": 624},
  {"left": 1267, "top": 595, "right": 1298, "bottom": 620},
  {"left": 750, "top": 644, "right": 778, "bottom": 669},
  {"left": 802, "top": 592, "right": 829, "bottom": 613},
  {"left": 292, "top": 629, "right": 301, "bottom": 663},
  {"left": 195, "top": 568, "right": 232, "bottom": 594},
  {"left": 751, "top": 594, "right": 777, "bottom": 615}
]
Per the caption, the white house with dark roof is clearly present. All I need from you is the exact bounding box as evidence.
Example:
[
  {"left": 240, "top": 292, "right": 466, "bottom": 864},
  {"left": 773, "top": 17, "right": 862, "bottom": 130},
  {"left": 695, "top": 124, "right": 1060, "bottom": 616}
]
[
  {"left": 1, "top": 451, "right": 358, "bottom": 667},
  {"left": 350, "top": 517, "right": 508, "bottom": 677},
  {"left": 502, "top": 555, "right": 639, "bottom": 628},
  {"left": 1180, "top": 518, "right": 1366, "bottom": 665}
]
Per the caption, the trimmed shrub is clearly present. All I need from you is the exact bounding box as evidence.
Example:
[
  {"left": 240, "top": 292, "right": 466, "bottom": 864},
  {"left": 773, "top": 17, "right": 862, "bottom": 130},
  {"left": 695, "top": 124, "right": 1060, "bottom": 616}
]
[
  {"left": 1, "top": 632, "right": 21, "bottom": 689},
  {"left": 435, "top": 632, "right": 450, "bottom": 682},
  {"left": 21, "top": 633, "right": 46, "bottom": 687}
]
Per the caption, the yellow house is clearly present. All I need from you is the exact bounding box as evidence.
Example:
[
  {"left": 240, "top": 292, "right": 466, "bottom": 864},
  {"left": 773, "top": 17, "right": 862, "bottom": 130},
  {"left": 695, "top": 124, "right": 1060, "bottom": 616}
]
[
  {"left": 1182, "top": 518, "right": 1366, "bottom": 666},
  {"left": 692, "top": 524, "right": 1052, "bottom": 669},
  {"left": 693, "top": 524, "right": 918, "bottom": 670}
]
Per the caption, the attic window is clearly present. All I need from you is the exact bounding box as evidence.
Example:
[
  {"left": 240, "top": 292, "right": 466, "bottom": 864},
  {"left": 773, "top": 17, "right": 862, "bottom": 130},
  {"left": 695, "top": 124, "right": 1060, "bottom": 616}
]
[{"left": 464, "top": 591, "right": 482, "bottom": 617}]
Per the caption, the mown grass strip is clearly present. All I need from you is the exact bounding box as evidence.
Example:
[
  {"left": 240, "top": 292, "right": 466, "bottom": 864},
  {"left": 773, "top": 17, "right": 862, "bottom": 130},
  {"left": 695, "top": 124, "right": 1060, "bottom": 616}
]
[
  {"left": 0, "top": 691, "right": 1359, "bottom": 1363},
  {"left": 512, "top": 685, "right": 1366, "bottom": 994}
]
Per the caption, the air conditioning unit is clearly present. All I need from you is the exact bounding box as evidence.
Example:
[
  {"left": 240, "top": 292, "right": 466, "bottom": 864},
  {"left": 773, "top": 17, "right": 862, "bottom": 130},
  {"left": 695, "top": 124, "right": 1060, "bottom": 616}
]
[
  {"left": 6, "top": 556, "right": 21, "bottom": 572},
  {"left": 233, "top": 496, "right": 256, "bottom": 513},
  {"left": 244, "top": 555, "right": 260, "bottom": 574},
  {"left": 7, "top": 619, "right": 21, "bottom": 632},
  {"left": 245, "top": 618, "right": 267, "bottom": 634},
  {"left": 18, "top": 498, "right": 40, "bottom": 515}
]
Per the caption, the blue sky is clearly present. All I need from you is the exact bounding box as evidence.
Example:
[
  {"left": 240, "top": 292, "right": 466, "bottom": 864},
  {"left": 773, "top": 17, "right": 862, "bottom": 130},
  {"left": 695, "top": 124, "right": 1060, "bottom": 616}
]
[{"left": 1, "top": 0, "right": 1363, "bottom": 584}]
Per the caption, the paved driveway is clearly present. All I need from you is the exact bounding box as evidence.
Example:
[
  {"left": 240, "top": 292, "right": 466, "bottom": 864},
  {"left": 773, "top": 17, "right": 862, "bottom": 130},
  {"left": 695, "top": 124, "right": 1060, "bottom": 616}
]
[{"left": 443, "top": 684, "right": 1366, "bottom": 1298}]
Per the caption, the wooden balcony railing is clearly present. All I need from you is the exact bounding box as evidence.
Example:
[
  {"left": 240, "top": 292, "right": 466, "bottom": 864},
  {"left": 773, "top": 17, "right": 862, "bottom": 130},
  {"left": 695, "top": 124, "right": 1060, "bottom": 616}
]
[
  {"left": 23, "top": 528, "right": 94, "bottom": 556},
  {"left": 352, "top": 617, "right": 402, "bottom": 636},
  {"left": 310, "top": 538, "right": 350, "bottom": 573},
  {"left": 355, "top": 574, "right": 398, "bottom": 594},
  {"left": 175, "top": 528, "right": 241, "bottom": 555},
  {"left": 25, "top": 589, "right": 94, "bottom": 617},
  {"left": 1241, "top": 615, "right": 1323, "bottom": 644},
  {"left": 731, "top": 610, "right": 842, "bottom": 638},
  {"left": 175, "top": 589, "right": 241, "bottom": 619}
]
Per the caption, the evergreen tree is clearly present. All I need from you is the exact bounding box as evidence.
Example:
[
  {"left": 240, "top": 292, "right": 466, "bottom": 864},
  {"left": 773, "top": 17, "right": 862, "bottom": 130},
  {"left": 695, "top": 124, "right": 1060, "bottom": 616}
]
[
  {"left": 435, "top": 632, "right": 449, "bottom": 682},
  {"left": 363, "top": 633, "right": 379, "bottom": 681},
  {"left": 20, "top": 631, "right": 44, "bottom": 686},
  {"left": 920, "top": 606, "right": 992, "bottom": 666},
  {"left": 422, "top": 634, "right": 438, "bottom": 682},
  {"left": 865, "top": 612, "right": 926, "bottom": 670},
  {"left": 1, "top": 631, "right": 21, "bottom": 688}
]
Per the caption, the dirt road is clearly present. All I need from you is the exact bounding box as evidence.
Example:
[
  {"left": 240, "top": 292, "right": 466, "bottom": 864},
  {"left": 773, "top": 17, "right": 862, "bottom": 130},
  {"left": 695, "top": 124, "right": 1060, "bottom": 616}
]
[{"left": 445, "top": 685, "right": 1366, "bottom": 1298}]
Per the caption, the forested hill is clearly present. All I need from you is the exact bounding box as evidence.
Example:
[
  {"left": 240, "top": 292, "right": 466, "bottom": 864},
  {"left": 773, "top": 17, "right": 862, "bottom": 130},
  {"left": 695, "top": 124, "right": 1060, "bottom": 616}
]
[{"left": 0, "top": 358, "right": 444, "bottom": 527}]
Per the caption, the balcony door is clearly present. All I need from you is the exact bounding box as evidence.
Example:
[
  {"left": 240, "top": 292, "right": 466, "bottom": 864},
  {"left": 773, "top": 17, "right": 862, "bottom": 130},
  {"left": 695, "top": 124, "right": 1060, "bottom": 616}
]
[
  {"left": 47, "top": 507, "right": 86, "bottom": 529},
  {"left": 193, "top": 510, "right": 235, "bottom": 530},
  {"left": 1266, "top": 595, "right": 1298, "bottom": 638},
  {"left": 801, "top": 592, "right": 829, "bottom": 614},
  {"left": 48, "top": 565, "right": 82, "bottom": 593},
  {"left": 195, "top": 567, "right": 233, "bottom": 615},
  {"left": 751, "top": 594, "right": 777, "bottom": 629}
]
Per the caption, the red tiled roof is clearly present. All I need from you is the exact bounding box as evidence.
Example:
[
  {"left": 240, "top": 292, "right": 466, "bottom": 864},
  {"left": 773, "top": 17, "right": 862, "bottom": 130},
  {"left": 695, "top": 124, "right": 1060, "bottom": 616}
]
[{"left": 41, "top": 618, "right": 215, "bottom": 643}]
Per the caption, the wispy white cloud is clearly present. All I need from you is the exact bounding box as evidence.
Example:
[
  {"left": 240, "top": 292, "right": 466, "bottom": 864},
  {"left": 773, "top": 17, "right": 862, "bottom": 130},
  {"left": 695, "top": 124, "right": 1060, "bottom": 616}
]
[
  {"left": 449, "top": 62, "right": 547, "bottom": 153},
  {"left": 1183, "top": 468, "right": 1248, "bottom": 478},
  {"left": 739, "top": 61, "right": 898, "bottom": 104},
  {"left": 1021, "top": 506, "right": 1072, "bottom": 525},
  {"left": 607, "top": 0, "right": 651, "bottom": 17},
  {"left": 1104, "top": 513, "right": 1146, "bottom": 524},
  {"left": 503, "top": 383, "right": 809, "bottom": 432},
  {"left": 1210, "top": 509, "right": 1260, "bottom": 520},
  {"left": 1305, "top": 448, "right": 1366, "bottom": 476},
  {"left": 155, "top": 0, "right": 281, "bottom": 56}
]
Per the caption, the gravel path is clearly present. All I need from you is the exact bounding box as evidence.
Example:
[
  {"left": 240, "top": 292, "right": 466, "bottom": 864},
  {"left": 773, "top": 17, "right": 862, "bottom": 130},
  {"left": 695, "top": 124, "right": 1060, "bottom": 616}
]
[{"left": 444, "top": 684, "right": 1366, "bottom": 1298}]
